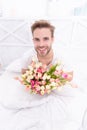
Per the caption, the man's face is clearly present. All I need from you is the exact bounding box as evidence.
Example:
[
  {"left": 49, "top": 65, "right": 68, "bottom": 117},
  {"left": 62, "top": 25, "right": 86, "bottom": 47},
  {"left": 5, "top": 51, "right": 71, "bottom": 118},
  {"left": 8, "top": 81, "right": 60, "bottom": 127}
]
[{"left": 33, "top": 28, "right": 54, "bottom": 57}]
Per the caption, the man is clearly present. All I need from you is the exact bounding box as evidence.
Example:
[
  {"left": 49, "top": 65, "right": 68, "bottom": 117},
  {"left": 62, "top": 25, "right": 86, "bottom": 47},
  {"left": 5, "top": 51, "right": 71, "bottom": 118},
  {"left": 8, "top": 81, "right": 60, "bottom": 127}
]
[{"left": 22, "top": 20, "right": 73, "bottom": 82}]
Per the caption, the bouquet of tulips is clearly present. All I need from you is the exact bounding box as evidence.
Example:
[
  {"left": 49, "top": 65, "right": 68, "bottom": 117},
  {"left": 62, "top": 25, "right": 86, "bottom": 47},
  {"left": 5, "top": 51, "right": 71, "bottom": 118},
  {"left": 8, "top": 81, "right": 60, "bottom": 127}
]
[{"left": 18, "top": 59, "right": 72, "bottom": 95}]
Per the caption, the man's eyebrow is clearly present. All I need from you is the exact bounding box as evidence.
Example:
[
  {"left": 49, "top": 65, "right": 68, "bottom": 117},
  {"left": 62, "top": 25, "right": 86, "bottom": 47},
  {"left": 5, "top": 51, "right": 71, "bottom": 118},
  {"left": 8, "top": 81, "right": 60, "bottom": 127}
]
[
  {"left": 33, "top": 37, "right": 49, "bottom": 40},
  {"left": 34, "top": 37, "right": 40, "bottom": 40}
]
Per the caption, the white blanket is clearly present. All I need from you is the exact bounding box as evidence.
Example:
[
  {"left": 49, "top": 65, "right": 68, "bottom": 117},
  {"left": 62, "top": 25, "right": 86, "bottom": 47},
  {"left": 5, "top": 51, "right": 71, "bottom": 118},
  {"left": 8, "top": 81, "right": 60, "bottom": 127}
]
[{"left": 0, "top": 71, "right": 87, "bottom": 130}]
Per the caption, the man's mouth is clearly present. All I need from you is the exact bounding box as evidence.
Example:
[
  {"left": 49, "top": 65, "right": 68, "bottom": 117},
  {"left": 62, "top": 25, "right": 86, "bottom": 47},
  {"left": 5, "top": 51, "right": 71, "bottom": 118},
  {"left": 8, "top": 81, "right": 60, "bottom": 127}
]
[{"left": 38, "top": 48, "right": 46, "bottom": 52}]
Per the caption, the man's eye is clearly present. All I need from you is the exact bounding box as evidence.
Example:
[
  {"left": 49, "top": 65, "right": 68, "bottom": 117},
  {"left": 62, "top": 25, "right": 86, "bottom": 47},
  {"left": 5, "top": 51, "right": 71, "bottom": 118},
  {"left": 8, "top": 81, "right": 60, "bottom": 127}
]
[{"left": 44, "top": 37, "right": 49, "bottom": 41}]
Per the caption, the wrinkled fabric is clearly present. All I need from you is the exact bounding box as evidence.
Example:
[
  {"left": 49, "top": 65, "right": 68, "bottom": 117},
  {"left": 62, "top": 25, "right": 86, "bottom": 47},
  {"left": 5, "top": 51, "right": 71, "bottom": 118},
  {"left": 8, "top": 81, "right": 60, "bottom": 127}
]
[{"left": 0, "top": 71, "right": 87, "bottom": 130}]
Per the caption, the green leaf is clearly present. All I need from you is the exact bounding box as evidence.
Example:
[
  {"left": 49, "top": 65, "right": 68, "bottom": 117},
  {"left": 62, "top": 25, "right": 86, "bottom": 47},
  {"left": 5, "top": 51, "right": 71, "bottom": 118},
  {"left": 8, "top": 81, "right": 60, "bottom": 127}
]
[{"left": 47, "top": 64, "right": 58, "bottom": 75}]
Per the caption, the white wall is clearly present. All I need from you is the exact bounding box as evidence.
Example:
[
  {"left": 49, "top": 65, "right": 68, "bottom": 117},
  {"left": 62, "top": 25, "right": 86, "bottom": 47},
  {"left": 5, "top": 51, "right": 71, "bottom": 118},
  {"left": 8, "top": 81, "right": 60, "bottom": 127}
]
[
  {"left": 1, "top": 0, "right": 48, "bottom": 18},
  {"left": 1, "top": 0, "right": 87, "bottom": 18}
]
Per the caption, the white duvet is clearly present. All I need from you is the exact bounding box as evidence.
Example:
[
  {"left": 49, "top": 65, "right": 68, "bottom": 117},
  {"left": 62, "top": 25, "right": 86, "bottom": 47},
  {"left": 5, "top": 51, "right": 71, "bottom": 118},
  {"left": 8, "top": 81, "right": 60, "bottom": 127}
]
[{"left": 0, "top": 71, "right": 87, "bottom": 130}]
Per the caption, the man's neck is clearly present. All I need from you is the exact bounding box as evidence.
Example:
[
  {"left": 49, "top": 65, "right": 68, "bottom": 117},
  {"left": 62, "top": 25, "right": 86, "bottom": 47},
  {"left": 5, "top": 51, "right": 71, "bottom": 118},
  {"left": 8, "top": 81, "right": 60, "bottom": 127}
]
[{"left": 37, "top": 49, "right": 54, "bottom": 66}]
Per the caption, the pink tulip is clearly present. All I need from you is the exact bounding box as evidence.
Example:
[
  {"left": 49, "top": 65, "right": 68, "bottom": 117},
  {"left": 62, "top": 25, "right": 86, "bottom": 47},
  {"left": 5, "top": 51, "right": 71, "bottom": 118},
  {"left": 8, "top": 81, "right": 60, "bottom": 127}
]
[{"left": 62, "top": 73, "right": 68, "bottom": 78}]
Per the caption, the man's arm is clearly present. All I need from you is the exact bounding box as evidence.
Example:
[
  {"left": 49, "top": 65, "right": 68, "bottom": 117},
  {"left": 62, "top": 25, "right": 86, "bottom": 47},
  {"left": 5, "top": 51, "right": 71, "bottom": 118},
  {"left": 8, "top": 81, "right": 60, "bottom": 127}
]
[{"left": 67, "top": 71, "right": 73, "bottom": 81}]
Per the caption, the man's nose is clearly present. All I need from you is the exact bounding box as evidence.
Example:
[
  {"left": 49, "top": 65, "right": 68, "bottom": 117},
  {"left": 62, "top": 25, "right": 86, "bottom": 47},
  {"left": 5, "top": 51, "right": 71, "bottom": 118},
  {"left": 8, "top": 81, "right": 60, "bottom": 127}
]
[{"left": 39, "top": 40, "right": 44, "bottom": 46}]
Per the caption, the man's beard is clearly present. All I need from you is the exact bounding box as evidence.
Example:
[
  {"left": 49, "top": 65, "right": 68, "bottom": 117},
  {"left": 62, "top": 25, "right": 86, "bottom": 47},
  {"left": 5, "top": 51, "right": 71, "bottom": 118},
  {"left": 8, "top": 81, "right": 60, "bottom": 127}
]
[{"left": 35, "top": 46, "right": 51, "bottom": 57}]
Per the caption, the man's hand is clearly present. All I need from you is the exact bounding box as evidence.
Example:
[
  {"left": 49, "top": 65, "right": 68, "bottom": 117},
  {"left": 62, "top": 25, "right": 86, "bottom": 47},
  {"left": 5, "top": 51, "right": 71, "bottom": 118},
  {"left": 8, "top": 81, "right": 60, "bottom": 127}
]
[
  {"left": 66, "top": 71, "right": 73, "bottom": 81},
  {"left": 67, "top": 71, "right": 78, "bottom": 88},
  {"left": 21, "top": 68, "right": 28, "bottom": 74}
]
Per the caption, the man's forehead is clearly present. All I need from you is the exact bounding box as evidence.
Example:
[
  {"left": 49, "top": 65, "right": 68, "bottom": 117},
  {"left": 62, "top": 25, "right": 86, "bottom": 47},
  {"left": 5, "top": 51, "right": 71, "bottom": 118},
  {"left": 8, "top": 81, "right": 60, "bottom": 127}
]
[{"left": 33, "top": 28, "right": 51, "bottom": 33}]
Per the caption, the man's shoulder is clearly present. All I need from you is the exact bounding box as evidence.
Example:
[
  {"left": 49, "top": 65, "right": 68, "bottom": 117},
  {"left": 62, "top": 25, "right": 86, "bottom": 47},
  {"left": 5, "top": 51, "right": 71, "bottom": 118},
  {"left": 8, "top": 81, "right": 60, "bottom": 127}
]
[
  {"left": 53, "top": 47, "right": 63, "bottom": 60},
  {"left": 53, "top": 47, "right": 73, "bottom": 71}
]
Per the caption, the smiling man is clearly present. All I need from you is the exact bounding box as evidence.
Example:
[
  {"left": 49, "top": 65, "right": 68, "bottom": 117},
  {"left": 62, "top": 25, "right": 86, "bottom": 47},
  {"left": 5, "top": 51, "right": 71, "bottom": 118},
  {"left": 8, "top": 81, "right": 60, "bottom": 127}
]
[{"left": 21, "top": 20, "right": 73, "bottom": 82}]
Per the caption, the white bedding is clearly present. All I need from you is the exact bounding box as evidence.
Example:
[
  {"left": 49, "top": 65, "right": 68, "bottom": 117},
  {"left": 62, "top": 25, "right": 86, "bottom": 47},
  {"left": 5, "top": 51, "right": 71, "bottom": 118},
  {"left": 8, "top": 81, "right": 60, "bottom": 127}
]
[{"left": 0, "top": 70, "right": 87, "bottom": 130}]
